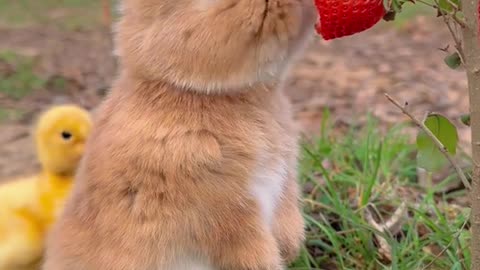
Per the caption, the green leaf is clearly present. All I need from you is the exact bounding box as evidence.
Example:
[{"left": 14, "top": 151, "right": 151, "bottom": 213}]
[
  {"left": 392, "top": 0, "right": 403, "bottom": 12},
  {"left": 460, "top": 114, "right": 471, "bottom": 126},
  {"left": 438, "top": 0, "right": 460, "bottom": 13},
  {"left": 444, "top": 52, "right": 462, "bottom": 69},
  {"left": 416, "top": 114, "right": 458, "bottom": 172}
]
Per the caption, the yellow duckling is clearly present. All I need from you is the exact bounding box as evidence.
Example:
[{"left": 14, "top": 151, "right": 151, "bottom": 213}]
[{"left": 0, "top": 105, "right": 92, "bottom": 270}]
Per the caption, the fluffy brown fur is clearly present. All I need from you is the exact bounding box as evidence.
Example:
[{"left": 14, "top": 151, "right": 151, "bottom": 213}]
[{"left": 44, "top": 0, "right": 317, "bottom": 269}]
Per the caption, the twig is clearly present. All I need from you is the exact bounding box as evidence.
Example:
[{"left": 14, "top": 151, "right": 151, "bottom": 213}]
[
  {"left": 367, "top": 202, "right": 408, "bottom": 235},
  {"left": 385, "top": 93, "right": 471, "bottom": 190},
  {"left": 432, "top": 0, "right": 466, "bottom": 61},
  {"left": 446, "top": 0, "right": 467, "bottom": 28},
  {"left": 416, "top": 0, "right": 436, "bottom": 8},
  {"left": 421, "top": 212, "right": 470, "bottom": 270},
  {"left": 365, "top": 202, "right": 408, "bottom": 261},
  {"left": 452, "top": 14, "right": 467, "bottom": 29}
]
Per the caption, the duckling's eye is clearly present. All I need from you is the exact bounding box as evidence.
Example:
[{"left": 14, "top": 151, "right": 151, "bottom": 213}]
[{"left": 61, "top": 131, "right": 73, "bottom": 141}]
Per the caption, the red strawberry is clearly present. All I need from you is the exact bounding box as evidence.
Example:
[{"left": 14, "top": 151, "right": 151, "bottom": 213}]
[{"left": 314, "top": 0, "right": 386, "bottom": 40}]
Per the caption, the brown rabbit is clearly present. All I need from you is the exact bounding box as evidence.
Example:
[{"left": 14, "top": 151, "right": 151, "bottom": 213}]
[{"left": 43, "top": 0, "right": 317, "bottom": 269}]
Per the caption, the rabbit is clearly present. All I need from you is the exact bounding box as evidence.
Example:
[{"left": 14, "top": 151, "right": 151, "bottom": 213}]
[{"left": 43, "top": 0, "right": 317, "bottom": 269}]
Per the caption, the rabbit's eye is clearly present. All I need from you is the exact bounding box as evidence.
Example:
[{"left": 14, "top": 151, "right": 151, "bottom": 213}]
[{"left": 61, "top": 131, "right": 73, "bottom": 141}]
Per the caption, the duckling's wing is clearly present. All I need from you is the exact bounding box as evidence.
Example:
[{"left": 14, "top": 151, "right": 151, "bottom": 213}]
[
  {"left": 0, "top": 176, "right": 38, "bottom": 210},
  {"left": 0, "top": 207, "right": 43, "bottom": 270}
]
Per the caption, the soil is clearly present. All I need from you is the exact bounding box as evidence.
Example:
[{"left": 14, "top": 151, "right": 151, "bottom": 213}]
[{"left": 0, "top": 16, "right": 470, "bottom": 181}]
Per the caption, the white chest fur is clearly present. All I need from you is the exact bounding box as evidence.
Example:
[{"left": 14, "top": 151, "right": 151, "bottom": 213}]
[
  {"left": 163, "top": 256, "right": 215, "bottom": 270},
  {"left": 250, "top": 155, "right": 288, "bottom": 229}
]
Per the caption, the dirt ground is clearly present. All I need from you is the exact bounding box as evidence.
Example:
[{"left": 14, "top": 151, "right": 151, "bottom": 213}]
[{"left": 0, "top": 16, "right": 471, "bottom": 181}]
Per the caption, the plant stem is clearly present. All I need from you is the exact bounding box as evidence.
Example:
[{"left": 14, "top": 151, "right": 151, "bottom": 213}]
[
  {"left": 384, "top": 94, "right": 471, "bottom": 190},
  {"left": 461, "top": 0, "right": 480, "bottom": 269}
]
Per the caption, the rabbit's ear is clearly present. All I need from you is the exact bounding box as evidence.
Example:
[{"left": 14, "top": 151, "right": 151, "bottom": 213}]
[{"left": 115, "top": 0, "right": 318, "bottom": 94}]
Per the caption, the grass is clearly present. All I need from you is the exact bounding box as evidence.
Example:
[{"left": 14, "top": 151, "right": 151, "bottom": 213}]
[
  {"left": 292, "top": 112, "right": 470, "bottom": 269},
  {"left": 0, "top": 51, "right": 44, "bottom": 100},
  {"left": 0, "top": 107, "right": 25, "bottom": 123},
  {"left": 0, "top": 0, "right": 109, "bottom": 30}
]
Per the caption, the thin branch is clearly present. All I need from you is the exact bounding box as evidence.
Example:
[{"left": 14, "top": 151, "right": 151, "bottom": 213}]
[
  {"left": 432, "top": 0, "right": 466, "bottom": 61},
  {"left": 366, "top": 202, "right": 408, "bottom": 261},
  {"left": 445, "top": 0, "right": 467, "bottom": 28},
  {"left": 452, "top": 14, "right": 467, "bottom": 29},
  {"left": 421, "top": 213, "right": 470, "bottom": 270},
  {"left": 446, "top": 0, "right": 460, "bottom": 10},
  {"left": 385, "top": 93, "right": 471, "bottom": 190},
  {"left": 417, "top": 0, "right": 436, "bottom": 8}
]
